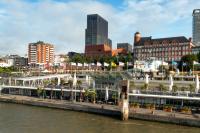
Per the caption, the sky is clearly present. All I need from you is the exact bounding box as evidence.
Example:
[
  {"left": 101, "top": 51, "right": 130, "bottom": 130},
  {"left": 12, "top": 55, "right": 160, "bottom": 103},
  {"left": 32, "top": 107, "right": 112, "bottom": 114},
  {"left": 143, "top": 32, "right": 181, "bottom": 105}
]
[{"left": 0, "top": 0, "right": 200, "bottom": 56}]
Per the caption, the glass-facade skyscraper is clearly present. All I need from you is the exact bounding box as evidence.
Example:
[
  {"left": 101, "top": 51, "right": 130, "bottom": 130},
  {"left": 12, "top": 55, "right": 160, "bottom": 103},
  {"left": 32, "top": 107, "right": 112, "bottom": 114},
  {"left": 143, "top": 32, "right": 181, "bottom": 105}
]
[
  {"left": 193, "top": 9, "right": 200, "bottom": 46},
  {"left": 85, "top": 14, "right": 108, "bottom": 46}
]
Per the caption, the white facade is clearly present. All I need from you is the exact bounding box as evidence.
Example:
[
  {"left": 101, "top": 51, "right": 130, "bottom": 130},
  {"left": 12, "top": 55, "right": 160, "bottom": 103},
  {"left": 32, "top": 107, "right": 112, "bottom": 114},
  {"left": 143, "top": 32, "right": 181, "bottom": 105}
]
[
  {"left": 0, "top": 62, "right": 11, "bottom": 67},
  {"left": 54, "top": 55, "right": 68, "bottom": 66},
  {"left": 134, "top": 59, "right": 168, "bottom": 72}
]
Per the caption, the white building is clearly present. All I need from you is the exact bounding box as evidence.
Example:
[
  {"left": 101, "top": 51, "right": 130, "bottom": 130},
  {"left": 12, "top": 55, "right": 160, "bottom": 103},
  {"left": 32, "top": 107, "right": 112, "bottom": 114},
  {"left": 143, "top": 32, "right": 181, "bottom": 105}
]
[
  {"left": 134, "top": 58, "right": 168, "bottom": 72},
  {"left": 54, "top": 55, "right": 68, "bottom": 67},
  {"left": 0, "top": 62, "right": 11, "bottom": 67}
]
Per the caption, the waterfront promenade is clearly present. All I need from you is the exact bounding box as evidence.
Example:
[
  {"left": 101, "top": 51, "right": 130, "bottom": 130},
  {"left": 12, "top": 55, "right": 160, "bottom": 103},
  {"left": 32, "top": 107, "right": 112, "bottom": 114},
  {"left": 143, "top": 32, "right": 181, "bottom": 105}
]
[{"left": 0, "top": 94, "right": 200, "bottom": 127}]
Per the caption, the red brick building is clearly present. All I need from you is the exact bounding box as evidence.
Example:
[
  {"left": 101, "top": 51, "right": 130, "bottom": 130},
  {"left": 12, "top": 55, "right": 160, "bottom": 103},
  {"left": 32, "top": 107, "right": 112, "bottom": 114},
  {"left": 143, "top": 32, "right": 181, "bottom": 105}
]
[
  {"left": 85, "top": 44, "right": 112, "bottom": 57},
  {"left": 133, "top": 32, "right": 194, "bottom": 62}
]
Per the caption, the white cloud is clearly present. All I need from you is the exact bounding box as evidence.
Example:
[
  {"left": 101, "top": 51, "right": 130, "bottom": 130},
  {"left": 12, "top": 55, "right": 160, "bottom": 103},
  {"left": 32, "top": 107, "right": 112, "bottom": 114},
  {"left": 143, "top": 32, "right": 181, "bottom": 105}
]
[{"left": 0, "top": 0, "right": 199, "bottom": 56}]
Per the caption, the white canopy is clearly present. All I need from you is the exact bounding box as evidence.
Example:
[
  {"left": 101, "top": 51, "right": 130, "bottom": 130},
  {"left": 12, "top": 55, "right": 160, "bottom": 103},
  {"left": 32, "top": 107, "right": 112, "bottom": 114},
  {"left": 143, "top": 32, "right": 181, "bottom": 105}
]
[
  {"left": 195, "top": 74, "right": 199, "bottom": 93},
  {"left": 169, "top": 74, "right": 173, "bottom": 92}
]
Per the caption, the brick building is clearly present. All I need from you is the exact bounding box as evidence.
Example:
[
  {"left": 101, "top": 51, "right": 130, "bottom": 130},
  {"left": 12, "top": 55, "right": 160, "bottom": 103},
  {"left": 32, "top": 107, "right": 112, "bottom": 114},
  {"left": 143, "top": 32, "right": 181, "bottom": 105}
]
[{"left": 133, "top": 32, "right": 194, "bottom": 62}]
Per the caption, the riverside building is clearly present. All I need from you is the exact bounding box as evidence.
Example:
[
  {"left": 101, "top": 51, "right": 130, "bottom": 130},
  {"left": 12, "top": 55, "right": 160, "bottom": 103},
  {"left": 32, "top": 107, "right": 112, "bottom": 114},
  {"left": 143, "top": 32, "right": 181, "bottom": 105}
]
[
  {"left": 28, "top": 41, "right": 54, "bottom": 66},
  {"left": 85, "top": 14, "right": 112, "bottom": 57},
  {"left": 133, "top": 32, "right": 194, "bottom": 62}
]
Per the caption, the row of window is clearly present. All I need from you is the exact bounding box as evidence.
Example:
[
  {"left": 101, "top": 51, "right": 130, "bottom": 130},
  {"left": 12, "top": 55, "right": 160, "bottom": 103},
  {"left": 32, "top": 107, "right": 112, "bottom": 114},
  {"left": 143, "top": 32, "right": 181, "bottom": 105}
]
[
  {"left": 135, "top": 51, "right": 190, "bottom": 55},
  {"left": 138, "top": 57, "right": 182, "bottom": 61},
  {"left": 143, "top": 43, "right": 188, "bottom": 47},
  {"left": 134, "top": 46, "right": 188, "bottom": 52}
]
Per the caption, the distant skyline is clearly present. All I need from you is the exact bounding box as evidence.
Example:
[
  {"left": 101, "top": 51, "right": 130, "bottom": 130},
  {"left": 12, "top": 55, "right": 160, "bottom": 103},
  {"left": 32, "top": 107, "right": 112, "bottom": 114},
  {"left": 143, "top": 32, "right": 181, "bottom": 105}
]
[{"left": 0, "top": 0, "right": 200, "bottom": 55}]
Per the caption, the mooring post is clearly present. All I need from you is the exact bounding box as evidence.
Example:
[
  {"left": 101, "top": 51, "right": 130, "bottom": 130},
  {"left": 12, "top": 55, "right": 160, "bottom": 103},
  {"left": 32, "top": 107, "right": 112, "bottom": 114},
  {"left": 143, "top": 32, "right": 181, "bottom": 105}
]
[{"left": 119, "top": 80, "right": 129, "bottom": 121}]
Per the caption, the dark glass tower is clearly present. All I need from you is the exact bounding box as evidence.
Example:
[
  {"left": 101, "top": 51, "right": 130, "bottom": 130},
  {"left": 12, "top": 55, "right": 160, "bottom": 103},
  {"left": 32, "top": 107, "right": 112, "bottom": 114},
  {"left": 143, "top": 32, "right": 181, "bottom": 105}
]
[
  {"left": 85, "top": 14, "right": 108, "bottom": 46},
  {"left": 193, "top": 9, "right": 200, "bottom": 46}
]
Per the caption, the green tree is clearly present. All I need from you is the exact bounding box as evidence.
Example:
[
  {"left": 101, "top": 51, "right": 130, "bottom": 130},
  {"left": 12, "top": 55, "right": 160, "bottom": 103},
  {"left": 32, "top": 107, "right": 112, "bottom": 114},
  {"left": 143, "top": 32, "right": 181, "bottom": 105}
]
[
  {"left": 77, "top": 80, "right": 82, "bottom": 89},
  {"left": 126, "top": 52, "right": 132, "bottom": 62},
  {"left": 189, "top": 84, "right": 195, "bottom": 92},
  {"left": 37, "top": 87, "right": 43, "bottom": 98},
  {"left": 89, "top": 89, "right": 96, "bottom": 103},
  {"left": 68, "top": 80, "right": 73, "bottom": 88},
  {"left": 158, "top": 84, "right": 167, "bottom": 92},
  {"left": 84, "top": 89, "right": 89, "bottom": 102},
  {"left": 197, "top": 51, "right": 200, "bottom": 62},
  {"left": 179, "top": 54, "right": 198, "bottom": 71},
  {"left": 172, "top": 85, "right": 179, "bottom": 92},
  {"left": 70, "top": 54, "right": 84, "bottom": 63},
  {"left": 141, "top": 83, "right": 148, "bottom": 90}
]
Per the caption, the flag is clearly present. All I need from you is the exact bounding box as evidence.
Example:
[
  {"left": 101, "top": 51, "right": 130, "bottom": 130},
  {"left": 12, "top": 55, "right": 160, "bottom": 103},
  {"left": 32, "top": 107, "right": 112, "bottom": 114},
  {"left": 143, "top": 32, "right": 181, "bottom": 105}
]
[
  {"left": 127, "top": 62, "right": 133, "bottom": 66},
  {"left": 182, "top": 62, "right": 187, "bottom": 66},
  {"left": 90, "top": 63, "right": 95, "bottom": 66},
  {"left": 172, "top": 61, "right": 177, "bottom": 66},
  {"left": 193, "top": 61, "right": 200, "bottom": 65},
  {"left": 96, "top": 62, "right": 102, "bottom": 66},
  {"left": 111, "top": 62, "right": 117, "bottom": 67},
  {"left": 104, "top": 62, "right": 109, "bottom": 67},
  {"left": 84, "top": 63, "right": 89, "bottom": 67},
  {"left": 119, "top": 62, "right": 124, "bottom": 66},
  {"left": 77, "top": 63, "right": 83, "bottom": 67},
  {"left": 71, "top": 62, "right": 76, "bottom": 66}
]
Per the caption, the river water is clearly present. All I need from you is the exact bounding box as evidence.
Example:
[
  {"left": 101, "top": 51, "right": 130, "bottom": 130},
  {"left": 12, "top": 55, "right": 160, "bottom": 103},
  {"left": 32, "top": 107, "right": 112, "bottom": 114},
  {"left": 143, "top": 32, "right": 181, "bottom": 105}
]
[{"left": 0, "top": 102, "right": 199, "bottom": 133}]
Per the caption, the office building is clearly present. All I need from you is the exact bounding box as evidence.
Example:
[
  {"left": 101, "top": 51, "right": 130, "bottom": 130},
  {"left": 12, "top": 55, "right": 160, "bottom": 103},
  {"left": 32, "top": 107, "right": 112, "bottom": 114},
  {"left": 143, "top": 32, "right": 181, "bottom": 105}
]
[
  {"left": 193, "top": 9, "right": 200, "bottom": 46},
  {"left": 85, "top": 14, "right": 112, "bottom": 56}
]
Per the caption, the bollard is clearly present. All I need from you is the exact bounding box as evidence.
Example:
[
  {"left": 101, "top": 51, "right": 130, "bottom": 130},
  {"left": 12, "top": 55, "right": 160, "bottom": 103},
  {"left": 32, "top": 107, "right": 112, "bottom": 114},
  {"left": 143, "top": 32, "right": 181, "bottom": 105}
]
[{"left": 121, "top": 99, "right": 129, "bottom": 120}]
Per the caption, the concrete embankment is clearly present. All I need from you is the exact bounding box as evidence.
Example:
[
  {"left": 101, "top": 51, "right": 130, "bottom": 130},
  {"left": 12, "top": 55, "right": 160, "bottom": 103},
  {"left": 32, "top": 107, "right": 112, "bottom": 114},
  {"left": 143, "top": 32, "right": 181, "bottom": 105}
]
[
  {"left": 129, "top": 111, "right": 200, "bottom": 127},
  {"left": 0, "top": 95, "right": 200, "bottom": 127},
  {"left": 0, "top": 95, "right": 121, "bottom": 117}
]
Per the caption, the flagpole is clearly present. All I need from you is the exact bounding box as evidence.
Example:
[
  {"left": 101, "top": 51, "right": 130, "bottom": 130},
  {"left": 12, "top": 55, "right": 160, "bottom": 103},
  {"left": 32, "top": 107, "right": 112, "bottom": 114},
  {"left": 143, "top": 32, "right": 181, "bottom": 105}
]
[
  {"left": 75, "top": 70, "right": 76, "bottom": 102},
  {"left": 127, "top": 62, "right": 128, "bottom": 71},
  {"left": 193, "top": 61, "right": 194, "bottom": 77},
  {"left": 162, "top": 59, "right": 163, "bottom": 81},
  {"left": 182, "top": 62, "right": 183, "bottom": 81}
]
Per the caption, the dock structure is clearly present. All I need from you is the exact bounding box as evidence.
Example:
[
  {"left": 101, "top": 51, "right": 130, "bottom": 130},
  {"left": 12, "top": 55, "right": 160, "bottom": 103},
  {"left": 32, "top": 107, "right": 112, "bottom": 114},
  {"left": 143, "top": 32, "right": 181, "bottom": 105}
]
[{"left": 12, "top": 74, "right": 72, "bottom": 86}]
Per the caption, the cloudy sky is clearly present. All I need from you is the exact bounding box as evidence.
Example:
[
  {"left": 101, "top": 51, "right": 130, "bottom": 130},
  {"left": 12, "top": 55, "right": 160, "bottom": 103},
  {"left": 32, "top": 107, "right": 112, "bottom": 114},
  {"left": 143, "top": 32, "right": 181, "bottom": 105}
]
[{"left": 0, "top": 0, "right": 200, "bottom": 56}]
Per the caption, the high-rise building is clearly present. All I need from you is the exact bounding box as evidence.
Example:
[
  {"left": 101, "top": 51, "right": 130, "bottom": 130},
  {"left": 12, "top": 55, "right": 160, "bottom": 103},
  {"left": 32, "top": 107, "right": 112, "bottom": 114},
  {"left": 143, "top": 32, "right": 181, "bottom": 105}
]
[
  {"left": 28, "top": 41, "right": 54, "bottom": 65},
  {"left": 193, "top": 9, "right": 200, "bottom": 46},
  {"left": 85, "top": 14, "right": 112, "bottom": 57},
  {"left": 85, "top": 14, "right": 108, "bottom": 46}
]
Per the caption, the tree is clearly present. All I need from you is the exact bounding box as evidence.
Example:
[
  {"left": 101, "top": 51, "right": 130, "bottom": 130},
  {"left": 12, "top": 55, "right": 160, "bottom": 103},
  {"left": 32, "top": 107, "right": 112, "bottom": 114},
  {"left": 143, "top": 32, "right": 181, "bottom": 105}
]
[
  {"left": 43, "top": 80, "right": 50, "bottom": 87},
  {"left": 141, "top": 83, "right": 148, "bottom": 91},
  {"left": 84, "top": 89, "right": 89, "bottom": 102},
  {"left": 172, "top": 85, "right": 179, "bottom": 92},
  {"left": 89, "top": 90, "right": 96, "bottom": 103},
  {"left": 158, "top": 84, "right": 167, "bottom": 92},
  {"left": 68, "top": 80, "right": 73, "bottom": 88},
  {"left": 179, "top": 54, "right": 198, "bottom": 71},
  {"left": 189, "top": 84, "right": 195, "bottom": 92},
  {"left": 70, "top": 54, "right": 84, "bottom": 63},
  {"left": 68, "top": 80, "right": 73, "bottom": 100},
  {"left": 77, "top": 80, "right": 82, "bottom": 89},
  {"left": 37, "top": 87, "right": 43, "bottom": 98},
  {"left": 197, "top": 51, "right": 200, "bottom": 63},
  {"left": 129, "top": 81, "right": 135, "bottom": 90},
  {"left": 111, "top": 92, "right": 118, "bottom": 104},
  {"left": 126, "top": 52, "right": 132, "bottom": 62}
]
